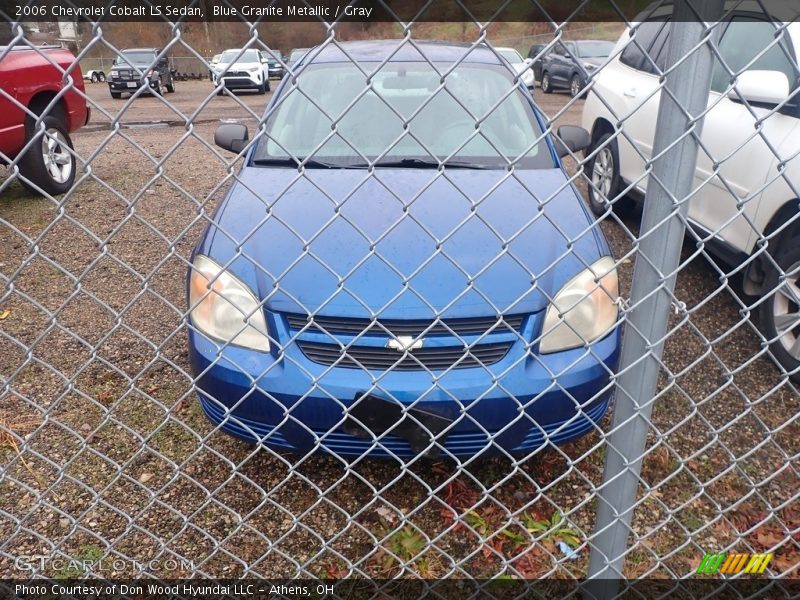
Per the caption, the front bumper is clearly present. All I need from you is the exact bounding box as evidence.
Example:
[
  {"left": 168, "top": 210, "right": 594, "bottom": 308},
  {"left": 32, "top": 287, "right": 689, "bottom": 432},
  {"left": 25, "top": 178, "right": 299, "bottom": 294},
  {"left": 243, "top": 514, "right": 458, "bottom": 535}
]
[
  {"left": 108, "top": 79, "right": 159, "bottom": 93},
  {"left": 188, "top": 311, "right": 621, "bottom": 458},
  {"left": 217, "top": 72, "right": 263, "bottom": 89}
]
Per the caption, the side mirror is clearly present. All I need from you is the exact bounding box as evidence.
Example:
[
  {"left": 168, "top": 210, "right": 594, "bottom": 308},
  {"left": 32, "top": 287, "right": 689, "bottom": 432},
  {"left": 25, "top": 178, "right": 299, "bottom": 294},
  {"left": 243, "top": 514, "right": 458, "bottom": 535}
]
[
  {"left": 554, "top": 125, "right": 591, "bottom": 158},
  {"left": 215, "top": 123, "right": 249, "bottom": 153},
  {"left": 728, "top": 70, "right": 790, "bottom": 105}
]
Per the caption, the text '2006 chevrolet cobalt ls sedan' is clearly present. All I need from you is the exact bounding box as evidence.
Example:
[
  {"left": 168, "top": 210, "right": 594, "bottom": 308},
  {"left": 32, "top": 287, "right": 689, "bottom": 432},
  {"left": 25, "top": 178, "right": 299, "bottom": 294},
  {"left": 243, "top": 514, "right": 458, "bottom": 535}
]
[{"left": 187, "top": 41, "right": 621, "bottom": 459}]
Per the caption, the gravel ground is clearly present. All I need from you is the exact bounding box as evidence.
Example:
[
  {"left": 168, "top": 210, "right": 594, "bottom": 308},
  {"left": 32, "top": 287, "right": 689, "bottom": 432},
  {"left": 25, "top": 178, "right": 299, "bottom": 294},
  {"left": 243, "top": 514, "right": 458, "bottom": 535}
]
[{"left": 0, "top": 80, "right": 797, "bottom": 580}]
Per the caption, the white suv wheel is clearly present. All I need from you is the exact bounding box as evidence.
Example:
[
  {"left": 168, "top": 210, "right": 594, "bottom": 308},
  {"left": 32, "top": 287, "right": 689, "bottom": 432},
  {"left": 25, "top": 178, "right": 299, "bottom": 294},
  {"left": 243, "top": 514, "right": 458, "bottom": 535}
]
[
  {"left": 592, "top": 147, "right": 613, "bottom": 197},
  {"left": 772, "top": 260, "right": 800, "bottom": 360}
]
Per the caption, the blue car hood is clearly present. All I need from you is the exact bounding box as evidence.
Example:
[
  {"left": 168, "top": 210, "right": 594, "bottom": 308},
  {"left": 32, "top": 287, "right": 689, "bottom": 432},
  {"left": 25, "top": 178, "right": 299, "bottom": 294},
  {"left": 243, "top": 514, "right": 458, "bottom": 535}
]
[{"left": 199, "top": 167, "right": 607, "bottom": 319}]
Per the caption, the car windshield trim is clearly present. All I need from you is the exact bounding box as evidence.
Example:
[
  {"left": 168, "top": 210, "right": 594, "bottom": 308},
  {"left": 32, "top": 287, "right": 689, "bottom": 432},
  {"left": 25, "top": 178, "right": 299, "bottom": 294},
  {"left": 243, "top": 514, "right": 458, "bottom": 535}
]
[{"left": 251, "top": 157, "right": 345, "bottom": 168}]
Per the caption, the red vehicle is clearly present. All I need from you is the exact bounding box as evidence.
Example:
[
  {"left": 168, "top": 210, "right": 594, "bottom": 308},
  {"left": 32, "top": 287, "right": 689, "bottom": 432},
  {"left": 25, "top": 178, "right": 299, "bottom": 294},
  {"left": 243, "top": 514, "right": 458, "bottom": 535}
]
[{"left": 0, "top": 45, "right": 90, "bottom": 195}]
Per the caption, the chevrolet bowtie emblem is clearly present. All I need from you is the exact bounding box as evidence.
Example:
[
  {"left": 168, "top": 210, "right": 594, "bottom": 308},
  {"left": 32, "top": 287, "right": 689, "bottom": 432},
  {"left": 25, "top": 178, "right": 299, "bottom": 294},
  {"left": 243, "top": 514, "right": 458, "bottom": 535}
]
[{"left": 386, "top": 336, "right": 424, "bottom": 352}]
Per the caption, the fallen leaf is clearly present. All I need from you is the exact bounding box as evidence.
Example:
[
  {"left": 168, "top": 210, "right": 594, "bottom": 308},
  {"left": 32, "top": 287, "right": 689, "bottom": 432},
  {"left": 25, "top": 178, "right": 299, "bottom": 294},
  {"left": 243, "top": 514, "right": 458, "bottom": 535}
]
[
  {"left": 138, "top": 472, "right": 153, "bottom": 484},
  {"left": 754, "top": 529, "right": 784, "bottom": 549},
  {"left": 0, "top": 310, "right": 9, "bottom": 320}
]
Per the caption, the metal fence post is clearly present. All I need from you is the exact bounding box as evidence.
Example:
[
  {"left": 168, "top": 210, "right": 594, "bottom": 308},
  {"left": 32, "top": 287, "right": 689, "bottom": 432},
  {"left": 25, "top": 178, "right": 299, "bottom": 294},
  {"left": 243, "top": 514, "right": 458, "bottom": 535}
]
[{"left": 586, "top": 0, "right": 725, "bottom": 592}]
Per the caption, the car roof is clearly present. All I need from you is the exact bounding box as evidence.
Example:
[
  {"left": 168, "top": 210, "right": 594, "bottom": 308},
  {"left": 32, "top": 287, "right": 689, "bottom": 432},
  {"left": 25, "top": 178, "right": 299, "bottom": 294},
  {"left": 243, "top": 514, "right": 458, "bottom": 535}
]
[
  {"left": 121, "top": 48, "right": 159, "bottom": 52},
  {"left": 302, "top": 40, "right": 505, "bottom": 65}
]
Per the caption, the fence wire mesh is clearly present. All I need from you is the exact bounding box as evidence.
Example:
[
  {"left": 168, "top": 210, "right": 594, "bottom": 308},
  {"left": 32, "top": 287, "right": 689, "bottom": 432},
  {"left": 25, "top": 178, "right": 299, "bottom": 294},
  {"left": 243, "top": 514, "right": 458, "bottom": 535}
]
[{"left": 0, "top": 0, "right": 798, "bottom": 592}]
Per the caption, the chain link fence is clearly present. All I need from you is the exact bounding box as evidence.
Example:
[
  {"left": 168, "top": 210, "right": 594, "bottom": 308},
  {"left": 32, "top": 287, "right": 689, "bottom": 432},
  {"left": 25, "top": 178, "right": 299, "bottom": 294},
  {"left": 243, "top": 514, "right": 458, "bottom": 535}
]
[{"left": 1, "top": 0, "right": 798, "bottom": 593}]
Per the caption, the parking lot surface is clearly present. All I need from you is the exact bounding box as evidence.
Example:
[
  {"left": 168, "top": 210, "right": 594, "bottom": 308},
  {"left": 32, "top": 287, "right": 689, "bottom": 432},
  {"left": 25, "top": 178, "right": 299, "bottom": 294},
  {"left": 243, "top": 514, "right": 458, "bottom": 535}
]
[{"left": 1, "top": 80, "right": 796, "bottom": 579}]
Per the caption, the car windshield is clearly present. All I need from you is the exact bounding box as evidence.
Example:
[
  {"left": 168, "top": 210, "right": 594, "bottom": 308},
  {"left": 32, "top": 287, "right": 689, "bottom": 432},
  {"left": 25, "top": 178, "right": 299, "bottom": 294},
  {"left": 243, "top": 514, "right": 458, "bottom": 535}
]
[
  {"left": 499, "top": 49, "right": 524, "bottom": 64},
  {"left": 577, "top": 41, "right": 614, "bottom": 58},
  {"left": 220, "top": 49, "right": 259, "bottom": 63},
  {"left": 115, "top": 52, "right": 156, "bottom": 65},
  {"left": 254, "top": 62, "right": 550, "bottom": 169}
]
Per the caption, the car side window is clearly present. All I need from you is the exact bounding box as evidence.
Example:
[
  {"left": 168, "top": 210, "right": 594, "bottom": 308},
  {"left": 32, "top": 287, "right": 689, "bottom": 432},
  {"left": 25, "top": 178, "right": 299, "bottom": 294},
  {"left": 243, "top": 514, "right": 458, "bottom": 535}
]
[
  {"left": 647, "top": 20, "right": 672, "bottom": 74},
  {"left": 710, "top": 17, "right": 798, "bottom": 94},
  {"left": 620, "top": 20, "right": 667, "bottom": 72}
]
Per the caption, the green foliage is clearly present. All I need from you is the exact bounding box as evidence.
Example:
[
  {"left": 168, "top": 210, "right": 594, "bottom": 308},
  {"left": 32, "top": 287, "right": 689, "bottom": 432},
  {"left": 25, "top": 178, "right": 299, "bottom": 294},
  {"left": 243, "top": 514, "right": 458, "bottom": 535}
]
[{"left": 521, "top": 510, "right": 581, "bottom": 548}]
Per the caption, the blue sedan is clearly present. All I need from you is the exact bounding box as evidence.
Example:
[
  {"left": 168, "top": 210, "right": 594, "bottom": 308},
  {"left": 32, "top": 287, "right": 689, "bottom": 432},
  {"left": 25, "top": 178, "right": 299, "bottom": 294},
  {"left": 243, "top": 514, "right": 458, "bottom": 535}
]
[{"left": 187, "top": 41, "right": 621, "bottom": 459}]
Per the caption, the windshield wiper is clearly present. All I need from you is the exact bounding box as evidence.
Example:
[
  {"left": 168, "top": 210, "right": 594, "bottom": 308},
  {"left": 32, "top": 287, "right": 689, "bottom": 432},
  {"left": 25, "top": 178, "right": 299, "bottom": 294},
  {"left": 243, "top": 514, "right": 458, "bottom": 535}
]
[
  {"left": 251, "top": 157, "right": 343, "bottom": 169},
  {"left": 369, "top": 158, "right": 492, "bottom": 169}
]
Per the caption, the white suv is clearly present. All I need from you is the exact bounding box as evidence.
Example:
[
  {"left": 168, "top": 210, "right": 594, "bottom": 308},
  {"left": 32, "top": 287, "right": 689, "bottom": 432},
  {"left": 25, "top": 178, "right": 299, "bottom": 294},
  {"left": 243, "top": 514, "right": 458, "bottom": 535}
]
[
  {"left": 213, "top": 48, "right": 271, "bottom": 94},
  {"left": 581, "top": 12, "right": 800, "bottom": 381}
]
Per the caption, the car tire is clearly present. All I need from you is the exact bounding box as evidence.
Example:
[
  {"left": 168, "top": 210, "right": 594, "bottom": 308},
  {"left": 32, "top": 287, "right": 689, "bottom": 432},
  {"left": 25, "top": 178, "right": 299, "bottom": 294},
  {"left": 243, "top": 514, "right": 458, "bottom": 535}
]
[
  {"left": 98, "top": 72, "right": 106, "bottom": 82},
  {"left": 541, "top": 72, "right": 552, "bottom": 93},
  {"left": 570, "top": 74, "right": 583, "bottom": 98},
  {"left": 166, "top": 79, "right": 175, "bottom": 93},
  {"left": 17, "top": 115, "right": 76, "bottom": 197},
  {"left": 759, "top": 242, "right": 800, "bottom": 383},
  {"left": 266, "top": 80, "right": 271, "bottom": 92},
  {"left": 91, "top": 72, "right": 99, "bottom": 83},
  {"left": 585, "top": 132, "right": 635, "bottom": 218},
  {"left": 110, "top": 91, "right": 122, "bottom": 99},
  {"left": 258, "top": 81, "right": 266, "bottom": 95}
]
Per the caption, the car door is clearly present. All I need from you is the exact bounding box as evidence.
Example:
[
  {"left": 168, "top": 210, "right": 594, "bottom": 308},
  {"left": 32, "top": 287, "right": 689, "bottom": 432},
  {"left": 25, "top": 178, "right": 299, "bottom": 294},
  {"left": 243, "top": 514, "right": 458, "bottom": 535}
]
[
  {"left": 607, "top": 19, "right": 670, "bottom": 189},
  {"left": 558, "top": 42, "right": 578, "bottom": 85},
  {"left": 547, "top": 43, "right": 568, "bottom": 85},
  {"left": 689, "top": 16, "right": 800, "bottom": 253},
  {"left": 0, "top": 54, "right": 26, "bottom": 157}
]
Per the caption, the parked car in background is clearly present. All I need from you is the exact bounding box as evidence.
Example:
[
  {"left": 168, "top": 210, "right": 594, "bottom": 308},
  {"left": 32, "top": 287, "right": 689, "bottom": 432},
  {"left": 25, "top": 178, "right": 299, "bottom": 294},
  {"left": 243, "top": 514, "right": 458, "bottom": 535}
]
[
  {"left": 107, "top": 48, "right": 175, "bottom": 98},
  {"left": 208, "top": 53, "right": 221, "bottom": 80},
  {"left": 189, "top": 40, "right": 620, "bottom": 459},
  {"left": 267, "top": 54, "right": 284, "bottom": 79},
  {"left": 286, "top": 48, "right": 309, "bottom": 70},
  {"left": 496, "top": 47, "right": 535, "bottom": 89},
  {"left": 540, "top": 40, "right": 615, "bottom": 97},
  {"left": 212, "top": 48, "right": 271, "bottom": 94},
  {"left": 0, "top": 44, "right": 89, "bottom": 195},
  {"left": 581, "top": 15, "right": 800, "bottom": 381},
  {"left": 527, "top": 42, "right": 548, "bottom": 84}
]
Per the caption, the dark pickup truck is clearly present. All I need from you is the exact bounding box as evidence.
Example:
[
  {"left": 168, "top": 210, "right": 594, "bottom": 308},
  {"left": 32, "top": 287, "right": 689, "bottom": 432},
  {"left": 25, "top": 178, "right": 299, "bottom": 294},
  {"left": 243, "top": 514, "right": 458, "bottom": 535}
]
[
  {"left": 0, "top": 44, "right": 89, "bottom": 195},
  {"left": 107, "top": 47, "right": 175, "bottom": 98}
]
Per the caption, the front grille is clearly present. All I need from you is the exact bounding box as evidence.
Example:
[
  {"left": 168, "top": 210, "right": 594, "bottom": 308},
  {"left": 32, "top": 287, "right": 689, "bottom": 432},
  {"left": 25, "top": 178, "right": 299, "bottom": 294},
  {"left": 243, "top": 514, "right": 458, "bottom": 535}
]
[
  {"left": 296, "top": 341, "right": 513, "bottom": 371},
  {"left": 286, "top": 313, "right": 525, "bottom": 337},
  {"left": 222, "top": 71, "right": 250, "bottom": 78}
]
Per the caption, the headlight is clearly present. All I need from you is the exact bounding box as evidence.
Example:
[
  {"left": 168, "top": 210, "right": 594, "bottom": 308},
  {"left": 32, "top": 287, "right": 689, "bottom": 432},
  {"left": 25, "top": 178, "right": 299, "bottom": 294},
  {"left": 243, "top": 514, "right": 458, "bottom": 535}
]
[
  {"left": 110, "top": 70, "right": 119, "bottom": 78},
  {"left": 583, "top": 63, "right": 597, "bottom": 71},
  {"left": 539, "top": 256, "right": 619, "bottom": 353},
  {"left": 189, "top": 255, "right": 270, "bottom": 351}
]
